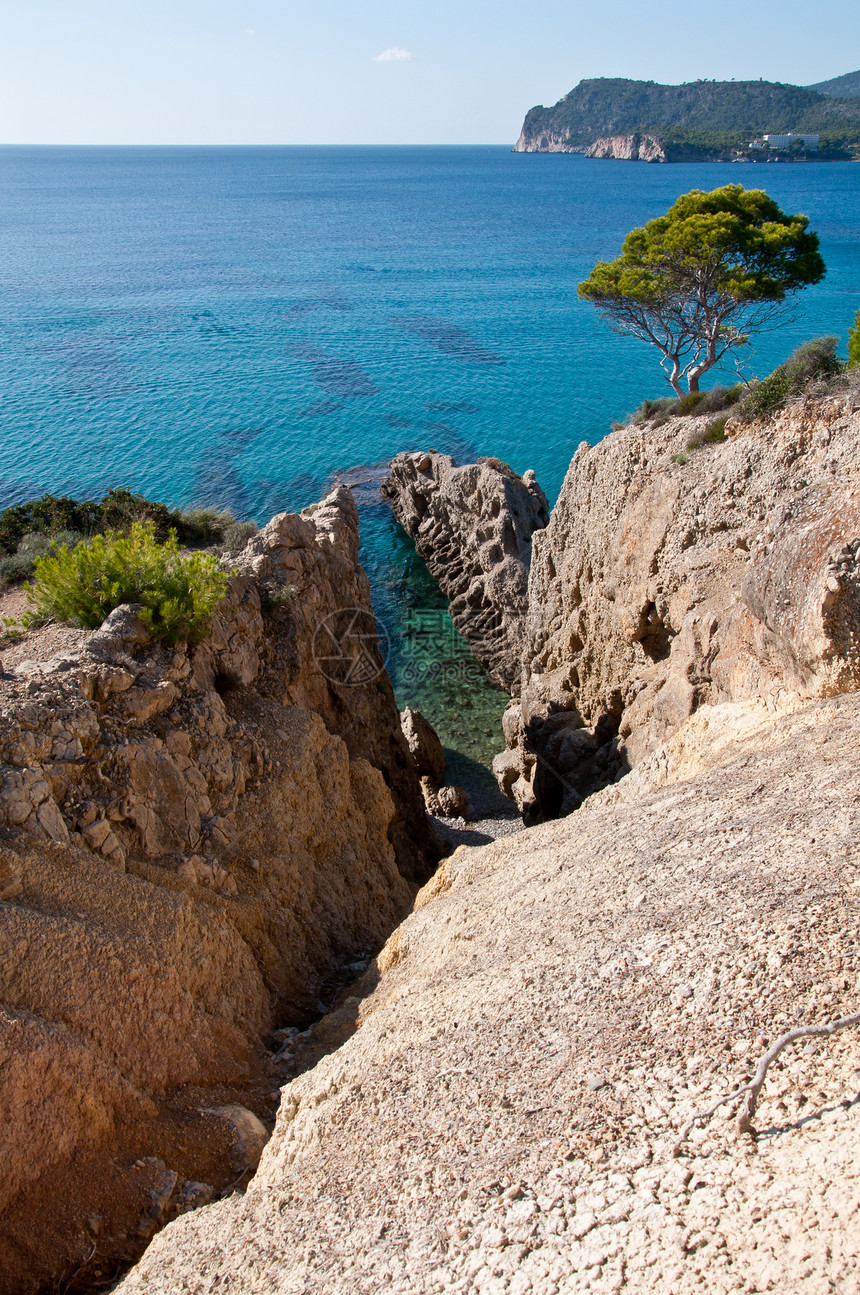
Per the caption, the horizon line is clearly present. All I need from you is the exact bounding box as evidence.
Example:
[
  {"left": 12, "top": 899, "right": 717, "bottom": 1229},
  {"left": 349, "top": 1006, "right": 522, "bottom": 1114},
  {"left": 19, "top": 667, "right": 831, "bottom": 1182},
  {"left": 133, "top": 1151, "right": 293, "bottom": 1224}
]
[{"left": 0, "top": 141, "right": 518, "bottom": 149}]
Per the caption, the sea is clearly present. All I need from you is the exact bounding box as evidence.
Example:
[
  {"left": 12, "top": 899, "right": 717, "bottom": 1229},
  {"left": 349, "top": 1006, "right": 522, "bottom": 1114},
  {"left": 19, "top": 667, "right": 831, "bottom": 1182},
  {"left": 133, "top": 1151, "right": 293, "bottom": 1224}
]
[{"left": 1, "top": 146, "right": 858, "bottom": 780}]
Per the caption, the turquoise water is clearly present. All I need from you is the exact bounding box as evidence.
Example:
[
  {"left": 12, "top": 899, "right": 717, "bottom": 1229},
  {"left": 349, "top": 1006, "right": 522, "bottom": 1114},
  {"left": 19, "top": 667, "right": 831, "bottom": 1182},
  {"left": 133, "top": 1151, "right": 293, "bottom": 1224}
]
[{"left": 2, "top": 146, "right": 859, "bottom": 767}]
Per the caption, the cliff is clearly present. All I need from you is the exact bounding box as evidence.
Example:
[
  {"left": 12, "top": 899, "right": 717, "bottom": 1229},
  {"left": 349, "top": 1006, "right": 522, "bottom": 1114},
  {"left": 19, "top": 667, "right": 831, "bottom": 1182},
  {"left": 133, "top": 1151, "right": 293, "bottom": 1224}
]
[
  {"left": 514, "top": 75, "right": 860, "bottom": 156},
  {"left": 488, "top": 391, "right": 860, "bottom": 819},
  {"left": 585, "top": 134, "right": 666, "bottom": 162},
  {"left": 382, "top": 452, "right": 549, "bottom": 691},
  {"left": 0, "top": 489, "right": 436, "bottom": 1293},
  {"left": 11, "top": 390, "right": 860, "bottom": 1293},
  {"left": 104, "top": 384, "right": 860, "bottom": 1294}
]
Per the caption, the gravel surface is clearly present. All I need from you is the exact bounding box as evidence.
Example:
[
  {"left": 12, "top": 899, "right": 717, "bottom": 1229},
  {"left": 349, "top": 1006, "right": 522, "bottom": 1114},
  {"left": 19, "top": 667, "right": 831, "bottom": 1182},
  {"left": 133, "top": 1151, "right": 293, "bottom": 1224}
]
[
  {"left": 431, "top": 806, "right": 524, "bottom": 850},
  {"left": 0, "top": 587, "right": 91, "bottom": 670}
]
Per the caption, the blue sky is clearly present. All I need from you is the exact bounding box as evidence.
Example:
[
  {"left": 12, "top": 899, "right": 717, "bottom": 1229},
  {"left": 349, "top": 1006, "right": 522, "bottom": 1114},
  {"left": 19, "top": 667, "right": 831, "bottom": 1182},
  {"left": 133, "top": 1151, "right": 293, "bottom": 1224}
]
[{"left": 1, "top": 0, "right": 858, "bottom": 144}]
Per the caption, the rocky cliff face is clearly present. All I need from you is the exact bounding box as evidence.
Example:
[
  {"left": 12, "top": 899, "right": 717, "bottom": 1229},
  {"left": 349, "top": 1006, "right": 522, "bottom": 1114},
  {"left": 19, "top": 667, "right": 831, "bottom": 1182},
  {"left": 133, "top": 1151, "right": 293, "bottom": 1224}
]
[
  {"left": 585, "top": 134, "right": 666, "bottom": 161},
  {"left": 513, "top": 128, "right": 578, "bottom": 152},
  {"left": 118, "top": 688, "right": 860, "bottom": 1295},
  {"left": 514, "top": 132, "right": 667, "bottom": 161},
  {"left": 0, "top": 488, "right": 435, "bottom": 1294},
  {"left": 382, "top": 452, "right": 549, "bottom": 691},
  {"left": 496, "top": 392, "right": 860, "bottom": 819}
]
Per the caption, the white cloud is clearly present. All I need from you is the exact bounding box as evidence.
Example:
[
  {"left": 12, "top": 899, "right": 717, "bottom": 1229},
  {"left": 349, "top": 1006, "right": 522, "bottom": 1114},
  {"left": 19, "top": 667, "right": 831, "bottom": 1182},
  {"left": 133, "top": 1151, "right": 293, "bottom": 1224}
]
[
  {"left": 373, "top": 47, "right": 413, "bottom": 63},
  {"left": 244, "top": 28, "right": 255, "bottom": 36}
]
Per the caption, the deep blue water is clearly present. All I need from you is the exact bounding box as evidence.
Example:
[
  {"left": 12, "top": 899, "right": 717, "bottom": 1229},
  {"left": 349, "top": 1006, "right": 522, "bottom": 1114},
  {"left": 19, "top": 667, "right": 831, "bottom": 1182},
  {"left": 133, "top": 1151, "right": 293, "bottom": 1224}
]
[{"left": 2, "top": 146, "right": 859, "bottom": 771}]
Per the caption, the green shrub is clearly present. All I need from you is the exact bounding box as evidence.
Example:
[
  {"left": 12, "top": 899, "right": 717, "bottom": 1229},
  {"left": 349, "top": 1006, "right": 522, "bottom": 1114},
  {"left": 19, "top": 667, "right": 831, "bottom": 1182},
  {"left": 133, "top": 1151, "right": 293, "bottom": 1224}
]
[
  {"left": 0, "top": 615, "right": 26, "bottom": 646},
  {"left": 0, "top": 552, "right": 38, "bottom": 587},
  {"left": 0, "top": 530, "right": 86, "bottom": 587},
  {"left": 738, "top": 337, "right": 846, "bottom": 422},
  {"left": 96, "top": 488, "right": 177, "bottom": 539},
  {"left": 675, "top": 390, "right": 706, "bottom": 416},
  {"left": 704, "top": 416, "right": 729, "bottom": 442},
  {"left": 700, "top": 385, "right": 742, "bottom": 414},
  {"left": 222, "top": 520, "right": 258, "bottom": 552},
  {"left": 259, "top": 577, "right": 296, "bottom": 610},
  {"left": 686, "top": 416, "right": 730, "bottom": 452},
  {"left": 849, "top": 309, "right": 860, "bottom": 369},
  {"left": 0, "top": 494, "right": 101, "bottom": 555},
  {"left": 632, "top": 384, "right": 741, "bottom": 428},
  {"left": 19, "top": 529, "right": 84, "bottom": 555},
  {"left": 179, "top": 507, "right": 236, "bottom": 546},
  {"left": 634, "top": 396, "right": 678, "bottom": 426},
  {"left": 26, "top": 522, "right": 227, "bottom": 645}
]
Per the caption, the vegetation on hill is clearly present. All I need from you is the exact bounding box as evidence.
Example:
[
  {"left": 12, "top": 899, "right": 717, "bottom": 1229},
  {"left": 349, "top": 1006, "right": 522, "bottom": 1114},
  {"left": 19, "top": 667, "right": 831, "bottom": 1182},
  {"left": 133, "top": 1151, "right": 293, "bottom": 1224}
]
[
  {"left": 0, "top": 489, "right": 256, "bottom": 588},
  {"left": 737, "top": 336, "right": 846, "bottom": 420},
  {"left": 627, "top": 336, "right": 855, "bottom": 449},
  {"left": 579, "top": 185, "right": 825, "bottom": 396},
  {"left": 518, "top": 76, "right": 860, "bottom": 156},
  {"left": 808, "top": 70, "right": 860, "bottom": 99}
]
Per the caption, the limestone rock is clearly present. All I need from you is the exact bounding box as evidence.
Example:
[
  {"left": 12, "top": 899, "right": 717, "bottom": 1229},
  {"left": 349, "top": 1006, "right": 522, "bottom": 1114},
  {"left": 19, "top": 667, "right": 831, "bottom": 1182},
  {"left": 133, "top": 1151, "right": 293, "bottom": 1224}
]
[
  {"left": 134, "top": 1161, "right": 179, "bottom": 1239},
  {"left": 419, "top": 778, "right": 470, "bottom": 820},
  {"left": 400, "top": 707, "right": 446, "bottom": 784},
  {"left": 0, "top": 486, "right": 433, "bottom": 1294},
  {"left": 497, "top": 392, "right": 860, "bottom": 819},
  {"left": 200, "top": 1105, "right": 268, "bottom": 1175},
  {"left": 586, "top": 133, "right": 666, "bottom": 161},
  {"left": 172, "top": 1181, "right": 214, "bottom": 1217},
  {"left": 382, "top": 452, "right": 549, "bottom": 691},
  {"left": 231, "top": 488, "right": 439, "bottom": 879},
  {"left": 0, "top": 856, "right": 22, "bottom": 901},
  {"left": 117, "top": 689, "right": 860, "bottom": 1295}
]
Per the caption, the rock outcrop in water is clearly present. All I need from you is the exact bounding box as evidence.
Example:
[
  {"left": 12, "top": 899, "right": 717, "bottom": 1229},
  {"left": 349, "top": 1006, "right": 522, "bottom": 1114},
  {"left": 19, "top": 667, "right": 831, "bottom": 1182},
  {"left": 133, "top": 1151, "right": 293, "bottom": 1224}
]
[
  {"left": 382, "top": 452, "right": 549, "bottom": 691},
  {"left": 0, "top": 488, "right": 436, "bottom": 1294},
  {"left": 399, "top": 706, "right": 470, "bottom": 821}
]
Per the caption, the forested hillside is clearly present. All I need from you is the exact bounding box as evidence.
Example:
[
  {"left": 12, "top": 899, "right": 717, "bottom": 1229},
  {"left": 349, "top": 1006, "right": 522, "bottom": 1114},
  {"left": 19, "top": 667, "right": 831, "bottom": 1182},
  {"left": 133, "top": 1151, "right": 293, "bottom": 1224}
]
[{"left": 516, "top": 76, "right": 860, "bottom": 157}]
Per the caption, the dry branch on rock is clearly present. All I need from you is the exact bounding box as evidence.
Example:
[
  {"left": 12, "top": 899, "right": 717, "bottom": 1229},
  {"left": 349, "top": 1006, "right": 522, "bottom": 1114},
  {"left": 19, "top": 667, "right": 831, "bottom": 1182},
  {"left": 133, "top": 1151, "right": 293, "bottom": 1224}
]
[{"left": 672, "top": 1010, "right": 860, "bottom": 1156}]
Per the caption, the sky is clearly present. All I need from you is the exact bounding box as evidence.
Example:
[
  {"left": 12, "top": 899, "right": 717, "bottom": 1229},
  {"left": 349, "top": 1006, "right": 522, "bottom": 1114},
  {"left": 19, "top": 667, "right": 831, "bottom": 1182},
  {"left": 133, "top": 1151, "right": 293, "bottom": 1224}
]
[{"left": 0, "top": 0, "right": 858, "bottom": 145}]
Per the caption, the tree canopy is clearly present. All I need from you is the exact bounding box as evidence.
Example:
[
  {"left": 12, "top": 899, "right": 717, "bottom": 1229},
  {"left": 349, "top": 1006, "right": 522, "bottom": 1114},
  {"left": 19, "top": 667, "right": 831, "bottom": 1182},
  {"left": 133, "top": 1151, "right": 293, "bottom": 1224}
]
[{"left": 578, "top": 185, "right": 826, "bottom": 395}]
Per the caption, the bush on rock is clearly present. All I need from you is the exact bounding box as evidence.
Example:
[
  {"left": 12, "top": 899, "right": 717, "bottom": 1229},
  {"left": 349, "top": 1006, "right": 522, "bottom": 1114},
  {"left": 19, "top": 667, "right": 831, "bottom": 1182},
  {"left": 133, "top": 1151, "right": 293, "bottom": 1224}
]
[{"left": 26, "top": 521, "right": 227, "bottom": 645}]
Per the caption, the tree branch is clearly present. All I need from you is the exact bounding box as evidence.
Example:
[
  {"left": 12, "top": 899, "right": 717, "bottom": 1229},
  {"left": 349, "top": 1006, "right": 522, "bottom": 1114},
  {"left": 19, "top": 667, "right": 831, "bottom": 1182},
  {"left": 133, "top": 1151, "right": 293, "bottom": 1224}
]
[{"left": 672, "top": 1009, "right": 860, "bottom": 1157}]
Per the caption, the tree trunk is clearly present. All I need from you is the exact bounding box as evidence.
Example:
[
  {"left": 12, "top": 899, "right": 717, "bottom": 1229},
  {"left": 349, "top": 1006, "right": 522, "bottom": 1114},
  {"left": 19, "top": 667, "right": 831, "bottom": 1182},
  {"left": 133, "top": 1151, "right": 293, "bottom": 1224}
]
[{"left": 664, "top": 354, "right": 684, "bottom": 398}]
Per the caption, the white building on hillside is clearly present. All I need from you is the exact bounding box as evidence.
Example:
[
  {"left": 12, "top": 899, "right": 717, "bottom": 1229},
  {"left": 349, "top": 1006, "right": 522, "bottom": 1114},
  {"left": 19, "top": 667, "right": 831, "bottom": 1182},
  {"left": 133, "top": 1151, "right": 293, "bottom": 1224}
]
[{"left": 763, "top": 133, "right": 820, "bottom": 149}]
